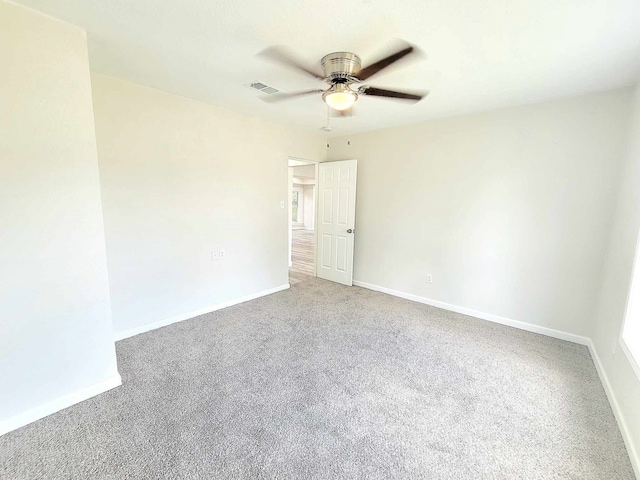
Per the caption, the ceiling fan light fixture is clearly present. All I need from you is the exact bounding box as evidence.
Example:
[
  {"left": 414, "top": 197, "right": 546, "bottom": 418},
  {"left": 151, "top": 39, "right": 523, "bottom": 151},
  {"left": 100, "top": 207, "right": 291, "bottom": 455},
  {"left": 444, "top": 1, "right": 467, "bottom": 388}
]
[
  {"left": 323, "top": 85, "right": 358, "bottom": 111},
  {"left": 260, "top": 42, "right": 426, "bottom": 110}
]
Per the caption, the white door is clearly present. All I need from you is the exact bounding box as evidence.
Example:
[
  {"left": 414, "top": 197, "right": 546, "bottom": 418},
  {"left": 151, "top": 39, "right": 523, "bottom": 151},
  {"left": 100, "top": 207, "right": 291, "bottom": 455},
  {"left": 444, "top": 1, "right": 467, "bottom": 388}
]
[{"left": 316, "top": 160, "right": 357, "bottom": 286}]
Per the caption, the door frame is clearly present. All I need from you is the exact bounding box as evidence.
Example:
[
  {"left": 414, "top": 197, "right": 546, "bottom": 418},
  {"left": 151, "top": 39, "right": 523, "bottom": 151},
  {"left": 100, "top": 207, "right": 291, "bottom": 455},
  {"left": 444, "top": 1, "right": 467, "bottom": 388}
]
[{"left": 288, "top": 157, "right": 319, "bottom": 276}]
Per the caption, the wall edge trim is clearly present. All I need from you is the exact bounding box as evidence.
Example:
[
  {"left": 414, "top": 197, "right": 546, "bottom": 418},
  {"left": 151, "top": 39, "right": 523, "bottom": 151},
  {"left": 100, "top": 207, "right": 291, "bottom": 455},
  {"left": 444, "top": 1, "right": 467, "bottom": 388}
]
[
  {"left": 114, "top": 284, "right": 291, "bottom": 341},
  {"left": 353, "top": 280, "right": 589, "bottom": 344},
  {"left": 588, "top": 340, "right": 640, "bottom": 478},
  {"left": 0, "top": 374, "right": 122, "bottom": 437}
]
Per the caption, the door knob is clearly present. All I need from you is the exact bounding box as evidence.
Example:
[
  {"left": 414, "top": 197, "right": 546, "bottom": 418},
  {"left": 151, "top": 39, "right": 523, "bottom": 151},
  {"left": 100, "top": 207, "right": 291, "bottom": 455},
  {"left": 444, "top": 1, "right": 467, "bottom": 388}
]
[{"left": 347, "top": 229, "right": 354, "bottom": 234}]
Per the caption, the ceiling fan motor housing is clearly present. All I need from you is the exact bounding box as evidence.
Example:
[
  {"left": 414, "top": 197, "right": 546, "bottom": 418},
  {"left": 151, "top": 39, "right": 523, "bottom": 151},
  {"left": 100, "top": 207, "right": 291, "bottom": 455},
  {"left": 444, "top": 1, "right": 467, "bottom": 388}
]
[{"left": 321, "top": 52, "right": 361, "bottom": 82}]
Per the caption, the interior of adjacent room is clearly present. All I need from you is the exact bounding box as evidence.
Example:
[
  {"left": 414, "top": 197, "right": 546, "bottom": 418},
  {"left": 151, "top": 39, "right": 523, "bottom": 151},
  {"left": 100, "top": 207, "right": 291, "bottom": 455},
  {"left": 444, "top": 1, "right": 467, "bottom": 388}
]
[{"left": 288, "top": 159, "right": 317, "bottom": 283}]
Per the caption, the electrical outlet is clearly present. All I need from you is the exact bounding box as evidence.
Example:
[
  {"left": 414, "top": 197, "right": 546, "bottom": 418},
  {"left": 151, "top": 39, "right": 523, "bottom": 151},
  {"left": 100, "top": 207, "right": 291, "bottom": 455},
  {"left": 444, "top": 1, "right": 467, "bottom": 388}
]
[
  {"left": 212, "top": 250, "right": 220, "bottom": 261},
  {"left": 427, "top": 274, "right": 433, "bottom": 284},
  {"left": 220, "top": 249, "right": 226, "bottom": 260}
]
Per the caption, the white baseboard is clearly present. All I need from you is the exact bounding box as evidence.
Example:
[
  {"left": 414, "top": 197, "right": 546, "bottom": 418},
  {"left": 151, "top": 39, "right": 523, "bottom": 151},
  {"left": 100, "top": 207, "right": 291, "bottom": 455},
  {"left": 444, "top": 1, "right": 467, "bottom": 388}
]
[
  {"left": 588, "top": 340, "right": 640, "bottom": 478},
  {"left": 353, "top": 280, "right": 590, "bottom": 345},
  {"left": 114, "top": 284, "right": 291, "bottom": 341},
  {"left": 0, "top": 374, "right": 122, "bottom": 437}
]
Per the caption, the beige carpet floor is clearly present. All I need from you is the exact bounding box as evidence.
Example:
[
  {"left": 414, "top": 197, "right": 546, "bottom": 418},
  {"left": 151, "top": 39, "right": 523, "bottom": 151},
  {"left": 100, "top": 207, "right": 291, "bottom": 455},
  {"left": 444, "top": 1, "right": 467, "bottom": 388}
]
[{"left": 0, "top": 276, "right": 635, "bottom": 479}]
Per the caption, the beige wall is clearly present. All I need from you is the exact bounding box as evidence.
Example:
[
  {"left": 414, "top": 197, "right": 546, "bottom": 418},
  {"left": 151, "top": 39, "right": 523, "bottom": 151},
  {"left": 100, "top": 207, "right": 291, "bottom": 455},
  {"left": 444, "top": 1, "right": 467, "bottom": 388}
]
[
  {"left": 328, "top": 89, "right": 631, "bottom": 337},
  {"left": 0, "top": 1, "right": 119, "bottom": 434},
  {"left": 592, "top": 83, "right": 640, "bottom": 472},
  {"left": 91, "top": 74, "right": 324, "bottom": 338}
]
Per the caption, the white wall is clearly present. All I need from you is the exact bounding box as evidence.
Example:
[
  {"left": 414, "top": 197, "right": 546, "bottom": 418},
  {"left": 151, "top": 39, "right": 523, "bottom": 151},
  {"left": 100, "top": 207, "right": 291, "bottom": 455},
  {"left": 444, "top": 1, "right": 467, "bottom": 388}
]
[
  {"left": 328, "top": 89, "right": 631, "bottom": 337},
  {"left": 0, "top": 1, "right": 119, "bottom": 435},
  {"left": 292, "top": 186, "right": 304, "bottom": 224},
  {"left": 288, "top": 166, "right": 293, "bottom": 266},
  {"left": 591, "top": 83, "right": 640, "bottom": 473},
  {"left": 303, "top": 186, "right": 315, "bottom": 230},
  {"left": 91, "top": 74, "right": 323, "bottom": 338},
  {"left": 291, "top": 164, "right": 315, "bottom": 179}
]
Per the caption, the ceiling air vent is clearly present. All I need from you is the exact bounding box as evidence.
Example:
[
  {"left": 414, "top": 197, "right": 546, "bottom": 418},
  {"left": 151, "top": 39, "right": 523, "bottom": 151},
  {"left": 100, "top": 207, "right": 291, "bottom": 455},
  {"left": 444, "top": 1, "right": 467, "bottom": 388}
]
[{"left": 245, "top": 82, "right": 279, "bottom": 94}]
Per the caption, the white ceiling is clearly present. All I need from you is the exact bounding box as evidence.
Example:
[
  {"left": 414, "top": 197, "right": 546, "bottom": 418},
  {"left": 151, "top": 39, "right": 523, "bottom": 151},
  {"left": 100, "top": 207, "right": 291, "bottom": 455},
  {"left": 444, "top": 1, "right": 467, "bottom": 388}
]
[{"left": 14, "top": 0, "right": 640, "bottom": 135}]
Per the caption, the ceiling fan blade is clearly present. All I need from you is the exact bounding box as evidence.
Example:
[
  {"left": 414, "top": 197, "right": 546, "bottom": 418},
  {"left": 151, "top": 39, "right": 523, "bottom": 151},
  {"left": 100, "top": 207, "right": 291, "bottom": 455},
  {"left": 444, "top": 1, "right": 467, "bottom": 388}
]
[
  {"left": 360, "top": 86, "right": 427, "bottom": 102},
  {"left": 261, "top": 89, "right": 325, "bottom": 103},
  {"left": 258, "top": 46, "right": 325, "bottom": 80},
  {"left": 357, "top": 42, "right": 417, "bottom": 81}
]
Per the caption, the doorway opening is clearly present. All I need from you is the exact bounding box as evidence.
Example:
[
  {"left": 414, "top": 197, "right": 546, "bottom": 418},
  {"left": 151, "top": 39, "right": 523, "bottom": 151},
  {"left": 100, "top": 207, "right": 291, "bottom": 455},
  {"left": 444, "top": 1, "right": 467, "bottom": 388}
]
[{"left": 288, "top": 157, "right": 318, "bottom": 286}]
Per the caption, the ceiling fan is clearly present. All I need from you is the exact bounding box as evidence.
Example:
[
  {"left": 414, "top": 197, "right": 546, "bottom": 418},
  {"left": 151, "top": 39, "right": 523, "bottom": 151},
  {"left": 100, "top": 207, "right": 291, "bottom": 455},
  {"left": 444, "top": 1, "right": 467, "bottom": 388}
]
[{"left": 258, "top": 41, "right": 427, "bottom": 112}]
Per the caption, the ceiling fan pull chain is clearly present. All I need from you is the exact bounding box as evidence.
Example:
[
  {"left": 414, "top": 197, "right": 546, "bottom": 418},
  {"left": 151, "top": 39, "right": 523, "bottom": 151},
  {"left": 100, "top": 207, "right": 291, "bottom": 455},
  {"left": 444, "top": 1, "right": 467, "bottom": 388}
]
[{"left": 326, "top": 106, "right": 331, "bottom": 149}]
